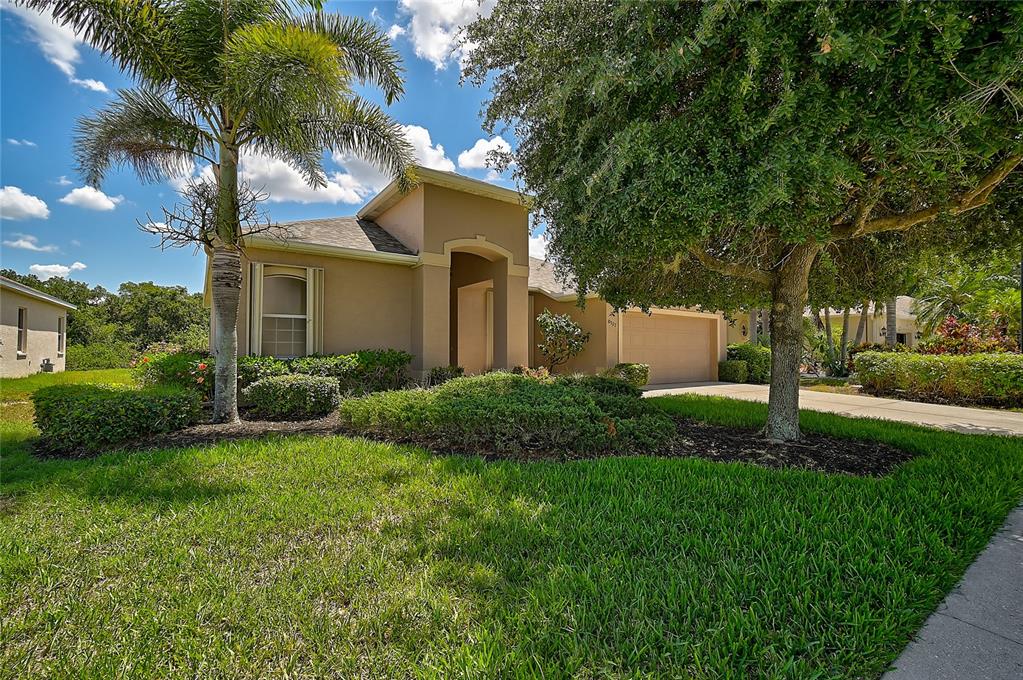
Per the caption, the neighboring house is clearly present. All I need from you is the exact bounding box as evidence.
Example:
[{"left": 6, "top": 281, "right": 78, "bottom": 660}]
[
  {"left": 206, "top": 166, "right": 727, "bottom": 385},
  {"left": 727, "top": 297, "right": 922, "bottom": 348},
  {"left": 0, "top": 276, "right": 75, "bottom": 378}
]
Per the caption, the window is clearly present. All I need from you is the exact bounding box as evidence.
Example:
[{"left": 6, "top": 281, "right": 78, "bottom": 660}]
[
  {"left": 896, "top": 332, "right": 908, "bottom": 345},
  {"left": 16, "top": 307, "right": 27, "bottom": 355},
  {"left": 261, "top": 274, "right": 307, "bottom": 357},
  {"left": 58, "top": 316, "right": 66, "bottom": 354}
]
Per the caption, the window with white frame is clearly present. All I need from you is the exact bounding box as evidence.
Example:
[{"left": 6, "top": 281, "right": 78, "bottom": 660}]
[
  {"left": 249, "top": 263, "right": 323, "bottom": 357},
  {"left": 58, "top": 316, "right": 65, "bottom": 355},
  {"left": 17, "top": 307, "right": 27, "bottom": 355}
]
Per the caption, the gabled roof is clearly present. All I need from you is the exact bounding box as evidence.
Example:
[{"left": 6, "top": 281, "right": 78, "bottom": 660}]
[
  {"left": 358, "top": 165, "right": 531, "bottom": 220},
  {"left": 243, "top": 216, "right": 418, "bottom": 263},
  {"left": 528, "top": 257, "right": 577, "bottom": 299},
  {"left": 0, "top": 276, "right": 77, "bottom": 310}
]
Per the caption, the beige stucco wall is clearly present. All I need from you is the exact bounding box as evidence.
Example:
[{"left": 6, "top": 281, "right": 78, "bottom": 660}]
[
  {"left": 375, "top": 184, "right": 425, "bottom": 254},
  {"left": 0, "top": 289, "right": 68, "bottom": 377},
  {"left": 238, "top": 247, "right": 413, "bottom": 356},
  {"left": 422, "top": 184, "right": 530, "bottom": 264}
]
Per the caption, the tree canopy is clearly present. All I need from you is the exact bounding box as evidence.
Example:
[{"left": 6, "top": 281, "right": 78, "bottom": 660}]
[{"left": 464, "top": 0, "right": 1022, "bottom": 440}]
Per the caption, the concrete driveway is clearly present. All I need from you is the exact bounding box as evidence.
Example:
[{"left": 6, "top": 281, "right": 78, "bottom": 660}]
[{"left": 644, "top": 382, "right": 1023, "bottom": 437}]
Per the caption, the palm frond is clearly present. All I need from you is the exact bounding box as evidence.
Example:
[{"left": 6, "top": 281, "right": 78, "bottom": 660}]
[
  {"left": 75, "top": 87, "right": 215, "bottom": 186},
  {"left": 287, "top": 11, "right": 405, "bottom": 104}
]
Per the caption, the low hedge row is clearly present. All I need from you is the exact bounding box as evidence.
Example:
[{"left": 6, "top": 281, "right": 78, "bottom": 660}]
[
  {"left": 718, "top": 359, "right": 748, "bottom": 383},
  {"left": 338, "top": 372, "right": 673, "bottom": 456},
  {"left": 601, "top": 362, "right": 650, "bottom": 388},
  {"left": 726, "top": 344, "right": 770, "bottom": 384},
  {"left": 135, "top": 351, "right": 214, "bottom": 398},
  {"left": 242, "top": 374, "right": 340, "bottom": 420},
  {"left": 290, "top": 349, "right": 413, "bottom": 394},
  {"left": 854, "top": 351, "right": 1023, "bottom": 407},
  {"left": 33, "top": 384, "right": 201, "bottom": 455},
  {"left": 65, "top": 342, "right": 136, "bottom": 370}
]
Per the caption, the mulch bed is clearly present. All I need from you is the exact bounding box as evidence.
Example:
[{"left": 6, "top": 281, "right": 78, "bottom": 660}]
[
  {"left": 133, "top": 412, "right": 340, "bottom": 452},
  {"left": 661, "top": 418, "right": 914, "bottom": 476}
]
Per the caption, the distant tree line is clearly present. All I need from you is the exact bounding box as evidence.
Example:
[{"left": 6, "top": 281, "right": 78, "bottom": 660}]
[{"left": 1, "top": 269, "right": 206, "bottom": 352}]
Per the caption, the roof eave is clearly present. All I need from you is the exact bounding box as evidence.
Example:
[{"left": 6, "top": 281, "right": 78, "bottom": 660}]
[
  {"left": 242, "top": 235, "right": 419, "bottom": 266},
  {"left": 0, "top": 278, "right": 77, "bottom": 310}
]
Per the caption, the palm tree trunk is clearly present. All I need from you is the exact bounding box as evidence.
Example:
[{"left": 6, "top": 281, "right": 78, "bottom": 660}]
[
  {"left": 823, "top": 307, "right": 835, "bottom": 356},
  {"left": 766, "top": 242, "right": 820, "bottom": 442},
  {"left": 885, "top": 296, "right": 898, "bottom": 347},
  {"left": 211, "top": 143, "right": 242, "bottom": 423},
  {"left": 853, "top": 299, "right": 868, "bottom": 345},
  {"left": 749, "top": 309, "right": 758, "bottom": 344},
  {"left": 839, "top": 307, "right": 851, "bottom": 368}
]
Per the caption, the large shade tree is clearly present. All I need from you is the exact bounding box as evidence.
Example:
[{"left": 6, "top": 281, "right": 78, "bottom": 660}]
[
  {"left": 25, "top": 0, "right": 416, "bottom": 422},
  {"left": 464, "top": 0, "right": 1022, "bottom": 440}
]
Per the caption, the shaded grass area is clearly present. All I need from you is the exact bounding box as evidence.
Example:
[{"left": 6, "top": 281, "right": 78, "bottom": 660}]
[
  {"left": 2, "top": 395, "right": 1022, "bottom": 678},
  {"left": 0, "top": 369, "right": 133, "bottom": 402}
]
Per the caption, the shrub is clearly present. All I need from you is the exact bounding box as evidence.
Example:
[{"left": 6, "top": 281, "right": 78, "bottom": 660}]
[
  {"left": 339, "top": 372, "right": 673, "bottom": 456},
  {"left": 238, "top": 355, "right": 290, "bottom": 388},
  {"left": 65, "top": 342, "right": 136, "bottom": 370},
  {"left": 726, "top": 344, "right": 771, "bottom": 383},
  {"left": 718, "top": 359, "right": 748, "bottom": 383},
  {"left": 291, "top": 349, "right": 413, "bottom": 394},
  {"left": 512, "top": 365, "right": 551, "bottom": 380},
  {"left": 241, "top": 374, "right": 341, "bottom": 420},
  {"left": 917, "top": 316, "right": 1018, "bottom": 355},
  {"left": 854, "top": 351, "right": 1023, "bottom": 407},
  {"left": 428, "top": 365, "right": 464, "bottom": 386},
  {"left": 536, "top": 309, "right": 590, "bottom": 371},
  {"left": 134, "top": 351, "right": 214, "bottom": 399},
  {"left": 601, "top": 362, "right": 650, "bottom": 388},
  {"left": 33, "top": 384, "right": 200, "bottom": 455}
]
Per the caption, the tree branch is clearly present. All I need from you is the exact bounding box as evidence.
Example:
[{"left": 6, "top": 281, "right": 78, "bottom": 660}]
[
  {"left": 831, "top": 153, "right": 1022, "bottom": 240},
  {"left": 685, "top": 245, "right": 775, "bottom": 286}
]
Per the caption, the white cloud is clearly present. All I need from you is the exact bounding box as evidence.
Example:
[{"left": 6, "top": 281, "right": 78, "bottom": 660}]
[
  {"left": 397, "top": 0, "right": 495, "bottom": 70},
  {"left": 239, "top": 151, "right": 365, "bottom": 204},
  {"left": 70, "top": 239, "right": 82, "bottom": 247},
  {"left": 3, "top": 233, "right": 58, "bottom": 252},
  {"left": 370, "top": 7, "right": 383, "bottom": 23},
  {"left": 2, "top": 2, "right": 109, "bottom": 92},
  {"left": 457, "top": 136, "right": 512, "bottom": 178},
  {"left": 330, "top": 124, "right": 455, "bottom": 201},
  {"left": 387, "top": 24, "right": 406, "bottom": 40},
  {"left": 55, "top": 175, "right": 72, "bottom": 186},
  {"left": 59, "top": 186, "right": 124, "bottom": 211},
  {"left": 528, "top": 231, "right": 548, "bottom": 260},
  {"left": 0, "top": 186, "right": 50, "bottom": 220},
  {"left": 6, "top": 138, "right": 37, "bottom": 147},
  {"left": 29, "top": 261, "right": 86, "bottom": 280}
]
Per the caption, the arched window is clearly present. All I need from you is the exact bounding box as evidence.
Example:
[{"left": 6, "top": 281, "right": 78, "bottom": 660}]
[{"left": 261, "top": 274, "right": 307, "bottom": 357}]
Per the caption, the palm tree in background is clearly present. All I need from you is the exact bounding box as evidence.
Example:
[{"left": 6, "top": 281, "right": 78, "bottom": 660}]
[
  {"left": 23, "top": 0, "right": 416, "bottom": 422},
  {"left": 913, "top": 268, "right": 987, "bottom": 335}
]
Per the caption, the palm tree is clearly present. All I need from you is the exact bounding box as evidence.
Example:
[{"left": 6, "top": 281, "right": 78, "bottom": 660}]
[
  {"left": 913, "top": 267, "right": 987, "bottom": 335},
  {"left": 26, "top": 0, "right": 415, "bottom": 422}
]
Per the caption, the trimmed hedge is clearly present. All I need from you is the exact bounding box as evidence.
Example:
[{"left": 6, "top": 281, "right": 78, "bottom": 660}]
[
  {"left": 291, "top": 349, "right": 413, "bottom": 394},
  {"left": 242, "top": 374, "right": 341, "bottom": 420},
  {"left": 135, "top": 351, "right": 214, "bottom": 399},
  {"left": 237, "top": 355, "right": 290, "bottom": 388},
  {"left": 65, "top": 342, "right": 136, "bottom": 370},
  {"left": 428, "top": 365, "right": 464, "bottom": 386},
  {"left": 718, "top": 359, "right": 748, "bottom": 383},
  {"left": 338, "top": 372, "right": 673, "bottom": 456},
  {"left": 601, "top": 362, "right": 650, "bottom": 388},
  {"left": 854, "top": 351, "right": 1023, "bottom": 407},
  {"left": 726, "top": 344, "right": 771, "bottom": 383},
  {"left": 33, "top": 384, "right": 200, "bottom": 455}
]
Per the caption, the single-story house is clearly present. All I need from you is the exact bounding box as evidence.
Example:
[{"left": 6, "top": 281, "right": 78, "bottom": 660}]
[
  {"left": 0, "top": 275, "right": 75, "bottom": 377},
  {"left": 206, "top": 166, "right": 727, "bottom": 385},
  {"left": 727, "top": 297, "right": 921, "bottom": 348}
]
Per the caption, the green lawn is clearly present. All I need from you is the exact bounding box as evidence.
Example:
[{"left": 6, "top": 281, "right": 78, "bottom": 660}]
[
  {"left": 0, "top": 368, "right": 133, "bottom": 402},
  {"left": 2, "top": 392, "right": 1021, "bottom": 678}
]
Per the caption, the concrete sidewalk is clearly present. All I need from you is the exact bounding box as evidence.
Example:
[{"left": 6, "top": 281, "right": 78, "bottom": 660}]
[
  {"left": 883, "top": 505, "right": 1023, "bottom": 680},
  {"left": 643, "top": 383, "right": 1023, "bottom": 437}
]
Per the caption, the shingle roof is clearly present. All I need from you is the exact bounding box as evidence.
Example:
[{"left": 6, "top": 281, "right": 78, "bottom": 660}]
[
  {"left": 528, "top": 257, "right": 576, "bottom": 298},
  {"left": 276, "top": 216, "right": 415, "bottom": 256}
]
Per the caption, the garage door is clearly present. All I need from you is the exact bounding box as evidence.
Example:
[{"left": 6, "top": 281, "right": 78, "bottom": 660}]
[{"left": 621, "top": 312, "right": 714, "bottom": 384}]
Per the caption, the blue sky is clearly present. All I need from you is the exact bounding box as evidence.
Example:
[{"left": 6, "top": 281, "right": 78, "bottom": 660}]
[{"left": 1, "top": 0, "right": 536, "bottom": 293}]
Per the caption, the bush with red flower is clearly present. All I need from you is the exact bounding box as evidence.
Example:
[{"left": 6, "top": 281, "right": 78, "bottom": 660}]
[
  {"left": 134, "top": 351, "right": 215, "bottom": 399},
  {"left": 918, "top": 316, "right": 1019, "bottom": 355}
]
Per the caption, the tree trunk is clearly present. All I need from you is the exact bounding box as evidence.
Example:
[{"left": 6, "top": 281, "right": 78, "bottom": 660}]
[
  {"left": 749, "top": 309, "right": 758, "bottom": 344},
  {"left": 211, "top": 142, "right": 242, "bottom": 423},
  {"left": 885, "top": 297, "right": 898, "bottom": 347},
  {"left": 766, "top": 243, "right": 821, "bottom": 442},
  {"left": 839, "top": 307, "right": 851, "bottom": 368},
  {"left": 853, "top": 299, "right": 868, "bottom": 346},
  {"left": 823, "top": 307, "right": 835, "bottom": 356}
]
